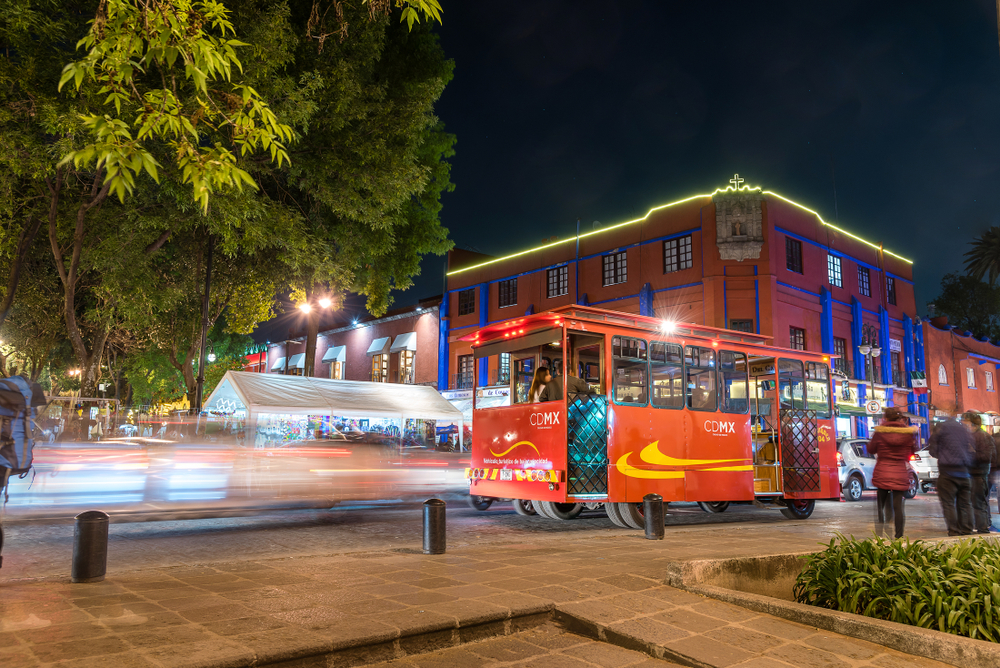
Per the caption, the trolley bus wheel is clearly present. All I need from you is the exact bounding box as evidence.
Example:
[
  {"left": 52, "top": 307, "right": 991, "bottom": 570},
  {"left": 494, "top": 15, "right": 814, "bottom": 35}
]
[
  {"left": 536, "top": 501, "right": 583, "bottom": 520},
  {"left": 605, "top": 502, "right": 629, "bottom": 528},
  {"left": 779, "top": 499, "right": 815, "bottom": 520},
  {"left": 611, "top": 502, "right": 645, "bottom": 530},
  {"left": 512, "top": 499, "right": 537, "bottom": 516},
  {"left": 468, "top": 495, "right": 494, "bottom": 511},
  {"left": 697, "top": 501, "right": 730, "bottom": 513}
]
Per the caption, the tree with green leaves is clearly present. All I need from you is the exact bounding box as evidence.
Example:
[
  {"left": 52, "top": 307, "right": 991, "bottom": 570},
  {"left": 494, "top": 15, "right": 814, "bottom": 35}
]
[
  {"left": 930, "top": 272, "right": 1000, "bottom": 341},
  {"left": 966, "top": 226, "right": 1000, "bottom": 286}
]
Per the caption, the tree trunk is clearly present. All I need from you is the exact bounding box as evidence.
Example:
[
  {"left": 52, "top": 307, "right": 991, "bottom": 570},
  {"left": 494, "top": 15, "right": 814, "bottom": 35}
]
[{"left": 0, "top": 214, "right": 45, "bottom": 329}]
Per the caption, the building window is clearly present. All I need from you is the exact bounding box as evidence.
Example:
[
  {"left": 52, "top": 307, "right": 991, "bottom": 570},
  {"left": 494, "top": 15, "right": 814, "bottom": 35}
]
[
  {"left": 786, "top": 237, "right": 803, "bottom": 274},
  {"left": 988, "top": 371, "right": 995, "bottom": 392},
  {"left": 789, "top": 326, "right": 806, "bottom": 350},
  {"left": 457, "top": 354, "right": 475, "bottom": 389},
  {"left": 458, "top": 289, "right": 475, "bottom": 316},
  {"left": 729, "top": 319, "right": 754, "bottom": 333},
  {"left": 371, "top": 354, "right": 388, "bottom": 383},
  {"left": 498, "top": 352, "right": 510, "bottom": 385},
  {"left": 331, "top": 361, "right": 344, "bottom": 380},
  {"left": 547, "top": 265, "right": 568, "bottom": 298},
  {"left": 827, "top": 255, "right": 842, "bottom": 288},
  {"left": 603, "top": 251, "right": 628, "bottom": 286},
  {"left": 498, "top": 278, "right": 517, "bottom": 308},
  {"left": 887, "top": 276, "right": 897, "bottom": 305},
  {"left": 967, "top": 367, "right": 976, "bottom": 389},
  {"left": 858, "top": 266, "right": 871, "bottom": 297},
  {"left": 397, "top": 350, "right": 415, "bottom": 384},
  {"left": 663, "top": 235, "right": 693, "bottom": 274},
  {"left": 890, "top": 352, "right": 901, "bottom": 386},
  {"left": 938, "top": 364, "right": 948, "bottom": 385},
  {"left": 833, "top": 337, "right": 849, "bottom": 376}
]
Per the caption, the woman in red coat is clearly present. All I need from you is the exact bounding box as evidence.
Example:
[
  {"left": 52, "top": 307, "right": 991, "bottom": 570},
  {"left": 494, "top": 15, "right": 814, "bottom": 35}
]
[{"left": 868, "top": 407, "right": 919, "bottom": 538}]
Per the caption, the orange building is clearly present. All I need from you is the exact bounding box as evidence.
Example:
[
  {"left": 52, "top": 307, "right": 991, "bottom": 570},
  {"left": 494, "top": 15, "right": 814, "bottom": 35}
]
[
  {"left": 923, "top": 316, "right": 1000, "bottom": 432},
  {"left": 441, "top": 176, "right": 925, "bottom": 439}
]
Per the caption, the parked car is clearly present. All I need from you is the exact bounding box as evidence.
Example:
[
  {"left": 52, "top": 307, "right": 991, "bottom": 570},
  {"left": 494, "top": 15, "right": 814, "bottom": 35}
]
[
  {"left": 837, "top": 438, "right": 918, "bottom": 502},
  {"left": 910, "top": 447, "right": 938, "bottom": 492}
]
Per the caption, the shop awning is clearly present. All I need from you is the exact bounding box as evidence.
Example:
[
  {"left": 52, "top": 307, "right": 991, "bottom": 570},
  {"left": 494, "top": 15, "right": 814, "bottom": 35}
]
[
  {"left": 836, "top": 404, "right": 869, "bottom": 417},
  {"left": 269, "top": 357, "right": 286, "bottom": 372},
  {"left": 288, "top": 353, "right": 306, "bottom": 370},
  {"left": 367, "top": 337, "right": 391, "bottom": 355},
  {"left": 204, "top": 371, "right": 464, "bottom": 422},
  {"left": 321, "top": 345, "right": 345, "bottom": 363},
  {"left": 390, "top": 332, "right": 417, "bottom": 353}
]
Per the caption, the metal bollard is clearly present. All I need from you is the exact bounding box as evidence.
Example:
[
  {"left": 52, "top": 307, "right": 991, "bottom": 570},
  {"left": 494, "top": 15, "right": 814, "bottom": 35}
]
[
  {"left": 72, "top": 510, "right": 110, "bottom": 583},
  {"left": 643, "top": 494, "right": 665, "bottom": 540},
  {"left": 422, "top": 499, "right": 446, "bottom": 554}
]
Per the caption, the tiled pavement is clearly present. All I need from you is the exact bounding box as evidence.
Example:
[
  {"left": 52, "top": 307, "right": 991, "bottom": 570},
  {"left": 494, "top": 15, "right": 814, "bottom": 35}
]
[{"left": 0, "top": 533, "right": 954, "bottom": 668}]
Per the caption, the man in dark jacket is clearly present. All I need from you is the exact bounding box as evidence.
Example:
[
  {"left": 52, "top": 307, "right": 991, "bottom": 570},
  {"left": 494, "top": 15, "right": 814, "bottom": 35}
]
[
  {"left": 929, "top": 418, "right": 975, "bottom": 535},
  {"left": 964, "top": 412, "right": 996, "bottom": 533},
  {"left": 993, "top": 432, "right": 1000, "bottom": 516}
]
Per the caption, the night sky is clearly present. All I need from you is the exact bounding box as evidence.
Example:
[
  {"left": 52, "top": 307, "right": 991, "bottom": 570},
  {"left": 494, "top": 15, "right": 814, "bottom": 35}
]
[
  {"left": 257, "top": 1, "right": 1000, "bottom": 342},
  {"left": 414, "top": 0, "right": 1000, "bottom": 312}
]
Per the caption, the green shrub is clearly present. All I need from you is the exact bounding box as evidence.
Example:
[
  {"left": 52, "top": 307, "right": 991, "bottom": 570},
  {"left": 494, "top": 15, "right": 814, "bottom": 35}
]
[{"left": 793, "top": 534, "right": 1000, "bottom": 642}]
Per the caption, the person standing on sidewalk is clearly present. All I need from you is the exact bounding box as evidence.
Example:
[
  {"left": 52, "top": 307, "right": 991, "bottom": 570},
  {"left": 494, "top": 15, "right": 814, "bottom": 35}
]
[
  {"left": 868, "top": 407, "right": 918, "bottom": 539},
  {"left": 963, "top": 412, "right": 996, "bottom": 534},
  {"left": 929, "top": 418, "right": 975, "bottom": 536},
  {"left": 993, "top": 431, "right": 1000, "bottom": 517}
]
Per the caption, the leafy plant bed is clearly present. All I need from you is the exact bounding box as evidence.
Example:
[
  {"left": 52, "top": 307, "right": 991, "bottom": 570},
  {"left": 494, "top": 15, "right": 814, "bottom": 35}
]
[{"left": 794, "top": 534, "right": 1000, "bottom": 642}]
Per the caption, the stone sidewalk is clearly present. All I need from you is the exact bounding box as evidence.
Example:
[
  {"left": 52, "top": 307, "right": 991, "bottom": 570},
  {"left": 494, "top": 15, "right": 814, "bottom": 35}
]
[{"left": 0, "top": 529, "right": 957, "bottom": 668}]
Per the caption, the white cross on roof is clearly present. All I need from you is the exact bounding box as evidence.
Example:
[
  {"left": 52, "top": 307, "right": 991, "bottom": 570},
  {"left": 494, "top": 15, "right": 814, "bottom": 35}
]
[{"left": 730, "top": 174, "right": 745, "bottom": 190}]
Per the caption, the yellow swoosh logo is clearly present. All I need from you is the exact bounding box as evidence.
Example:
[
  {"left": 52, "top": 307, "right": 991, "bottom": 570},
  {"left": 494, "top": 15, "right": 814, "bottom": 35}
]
[
  {"left": 490, "top": 441, "right": 540, "bottom": 458},
  {"left": 615, "top": 453, "right": 686, "bottom": 479},
  {"left": 639, "top": 441, "right": 749, "bottom": 467}
]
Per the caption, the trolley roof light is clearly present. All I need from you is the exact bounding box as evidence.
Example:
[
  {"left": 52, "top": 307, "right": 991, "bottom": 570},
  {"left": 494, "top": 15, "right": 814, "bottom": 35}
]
[{"left": 661, "top": 320, "right": 676, "bottom": 333}]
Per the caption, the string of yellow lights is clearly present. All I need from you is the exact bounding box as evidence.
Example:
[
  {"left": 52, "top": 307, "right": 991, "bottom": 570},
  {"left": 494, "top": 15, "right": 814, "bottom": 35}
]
[{"left": 446, "top": 182, "right": 912, "bottom": 277}]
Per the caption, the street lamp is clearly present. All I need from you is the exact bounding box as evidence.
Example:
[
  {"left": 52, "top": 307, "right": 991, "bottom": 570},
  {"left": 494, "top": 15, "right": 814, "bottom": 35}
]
[
  {"left": 299, "top": 294, "right": 335, "bottom": 377},
  {"left": 859, "top": 323, "right": 881, "bottom": 382}
]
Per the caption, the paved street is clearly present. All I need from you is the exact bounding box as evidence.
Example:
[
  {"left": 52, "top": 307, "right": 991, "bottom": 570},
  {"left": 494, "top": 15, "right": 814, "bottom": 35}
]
[{"left": 1, "top": 490, "right": 983, "bottom": 582}]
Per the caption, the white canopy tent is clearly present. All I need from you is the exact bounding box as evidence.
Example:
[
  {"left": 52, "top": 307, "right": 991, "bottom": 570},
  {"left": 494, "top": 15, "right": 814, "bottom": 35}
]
[{"left": 204, "top": 371, "right": 464, "bottom": 446}]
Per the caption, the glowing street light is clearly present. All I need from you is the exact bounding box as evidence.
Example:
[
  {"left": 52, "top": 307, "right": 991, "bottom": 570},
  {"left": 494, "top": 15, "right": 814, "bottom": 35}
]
[
  {"left": 318, "top": 297, "right": 332, "bottom": 309},
  {"left": 298, "top": 302, "right": 312, "bottom": 313}
]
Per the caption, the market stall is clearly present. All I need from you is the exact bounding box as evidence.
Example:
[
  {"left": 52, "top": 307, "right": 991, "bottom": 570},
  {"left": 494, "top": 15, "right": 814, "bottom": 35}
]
[{"left": 203, "top": 371, "right": 465, "bottom": 449}]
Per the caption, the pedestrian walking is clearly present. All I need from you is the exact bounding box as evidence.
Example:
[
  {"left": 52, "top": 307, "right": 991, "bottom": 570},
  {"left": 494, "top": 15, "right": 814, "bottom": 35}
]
[
  {"left": 963, "top": 412, "right": 996, "bottom": 534},
  {"left": 868, "top": 407, "right": 918, "bottom": 539},
  {"left": 928, "top": 418, "right": 975, "bottom": 536}
]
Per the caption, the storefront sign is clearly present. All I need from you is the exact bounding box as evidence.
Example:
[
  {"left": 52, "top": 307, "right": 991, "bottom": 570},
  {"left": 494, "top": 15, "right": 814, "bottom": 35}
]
[{"left": 889, "top": 339, "right": 901, "bottom": 352}]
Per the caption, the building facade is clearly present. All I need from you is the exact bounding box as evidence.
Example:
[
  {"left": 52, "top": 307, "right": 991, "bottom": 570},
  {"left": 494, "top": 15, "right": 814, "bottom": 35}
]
[
  {"left": 441, "top": 176, "right": 927, "bottom": 439},
  {"left": 248, "top": 298, "right": 441, "bottom": 387},
  {"left": 923, "top": 316, "right": 1000, "bottom": 432}
]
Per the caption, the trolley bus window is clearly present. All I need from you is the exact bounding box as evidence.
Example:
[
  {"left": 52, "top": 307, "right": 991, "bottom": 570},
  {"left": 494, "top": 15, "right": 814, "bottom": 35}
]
[
  {"left": 650, "top": 342, "right": 684, "bottom": 409},
  {"left": 805, "top": 362, "right": 832, "bottom": 418},
  {"left": 514, "top": 357, "right": 535, "bottom": 404},
  {"left": 778, "top": 358, "right": 805, "bottom": 409},
  {"left": 719, "top": 351, "right": 749, "bottom": 414},
  {"left": 569, "top": 332, "right": 604, "bottom": 394},
  {"left": 612, "top": 336, "right": 648, "bottom": 406},
  {"left": 685, "top": 346, "right": 717, "bottom": 411}
]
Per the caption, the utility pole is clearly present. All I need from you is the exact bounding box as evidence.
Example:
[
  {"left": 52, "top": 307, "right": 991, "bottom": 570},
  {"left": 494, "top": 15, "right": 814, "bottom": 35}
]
[{"left": 193, "top": 233, "right": 214, "bottom": 414}]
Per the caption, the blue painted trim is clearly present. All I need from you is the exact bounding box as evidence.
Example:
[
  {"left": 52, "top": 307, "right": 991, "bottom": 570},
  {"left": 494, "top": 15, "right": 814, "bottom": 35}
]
[
  {"left": 653, "top": 281, "right": 703, "bottom": 294},
  {"left": 590, "top": 292, "right": 640, "bottom": 306},
  {"left": 776, "top": 226, "right": 883, "bottom": 273},
  {"left": 820, "top": 287, "right": 834, "bottom": 354},
  {"left": 437, "top": 296, "right": 450, "bottom": 390},
  {"left": 639, "top": 283, "right": 654, "bottom": 317},
  {"left": 886, "top": 271, "right": 914, "bottom": 286},
  {"left": 969, "top": 352, "right": 1000, "bottom": 365},
  {"left": 723, "top": 280, "right": 728, "bottom": 327},
  {"left": 478, "top": 283, "right": 489, "bottom": 387},
  {"left": 777, "top": 281, "right": 820, "bottom": 299},
  {"left": 754, "top": 280, "right": 761, "bottom": 335},
  {"left": 879, "top": 307, "right": 891, "bottom": 385},
  {"left": 851, "top": 297, "right": 865, "bottom": 381}
]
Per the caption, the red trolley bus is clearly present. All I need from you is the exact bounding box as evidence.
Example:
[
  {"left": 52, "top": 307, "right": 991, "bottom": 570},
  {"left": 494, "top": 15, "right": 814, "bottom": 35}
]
[{"left": 463, "top": 305, "right": 838, "bottom": 528}]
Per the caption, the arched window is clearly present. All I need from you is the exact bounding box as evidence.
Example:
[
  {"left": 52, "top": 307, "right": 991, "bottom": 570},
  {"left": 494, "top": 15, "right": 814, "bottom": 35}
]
[{"left": 938, "top": 364, "right": 948, "bottom": 385}]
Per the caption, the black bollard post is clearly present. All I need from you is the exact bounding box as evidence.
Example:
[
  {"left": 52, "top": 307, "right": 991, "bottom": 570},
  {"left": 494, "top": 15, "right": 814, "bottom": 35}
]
[
  {"left": 643, "top": 494, "right": 664, "bottom": 540},
  {"left": 72, "top": 510, "right": 110, "bottom": 583},
  {"left": 422, "top": 498, "right": 446, "bottom": 554}
]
